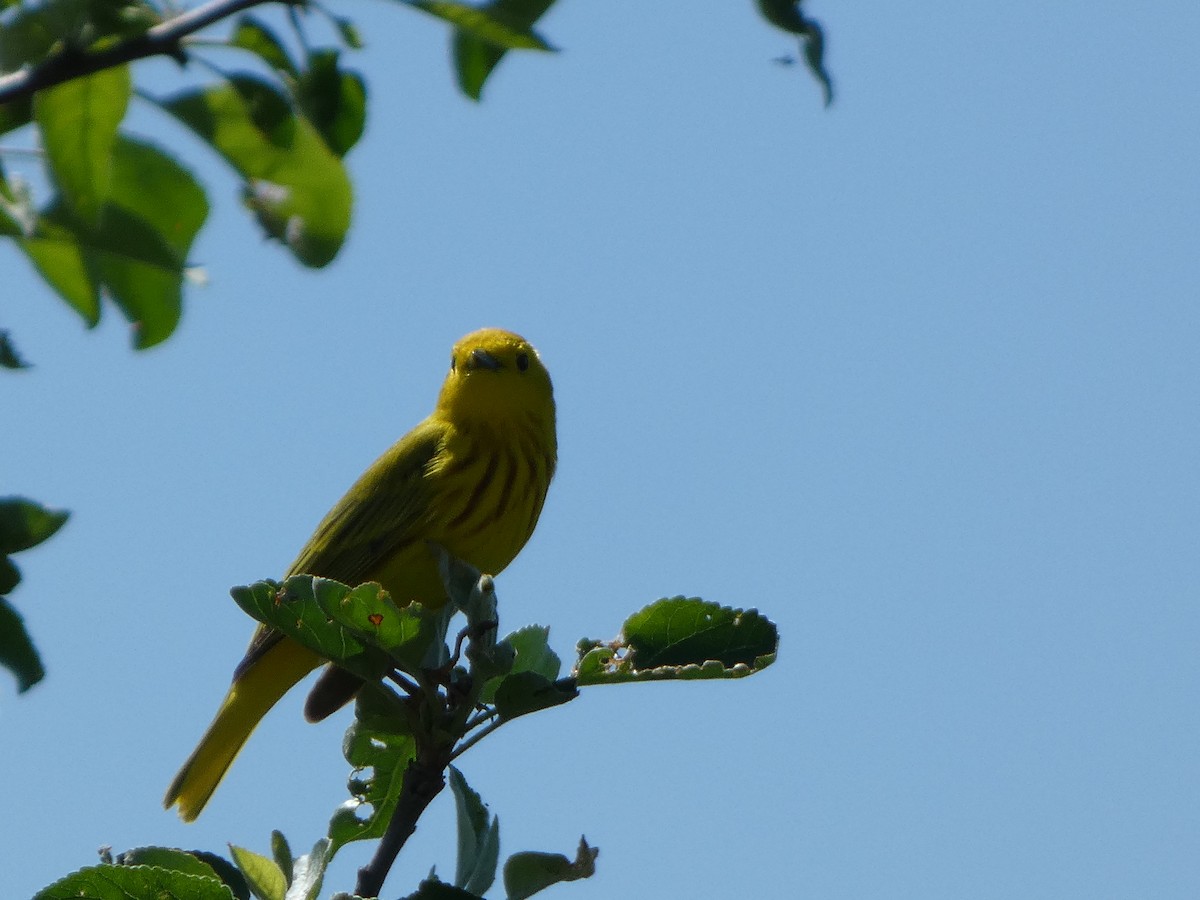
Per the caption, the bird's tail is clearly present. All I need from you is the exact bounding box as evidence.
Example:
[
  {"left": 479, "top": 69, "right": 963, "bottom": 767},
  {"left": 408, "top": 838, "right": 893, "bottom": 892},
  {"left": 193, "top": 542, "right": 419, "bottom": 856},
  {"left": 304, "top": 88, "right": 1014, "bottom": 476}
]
[{"left": 164, "top": 638, "right": 321, "bottom": 821}]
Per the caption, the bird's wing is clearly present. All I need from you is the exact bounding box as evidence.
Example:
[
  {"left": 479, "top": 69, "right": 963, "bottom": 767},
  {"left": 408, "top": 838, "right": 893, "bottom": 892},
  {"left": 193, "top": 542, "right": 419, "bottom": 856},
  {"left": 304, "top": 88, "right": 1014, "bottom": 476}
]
[{"left": 234, "top": 417, "right": 446, "bottom": 681}]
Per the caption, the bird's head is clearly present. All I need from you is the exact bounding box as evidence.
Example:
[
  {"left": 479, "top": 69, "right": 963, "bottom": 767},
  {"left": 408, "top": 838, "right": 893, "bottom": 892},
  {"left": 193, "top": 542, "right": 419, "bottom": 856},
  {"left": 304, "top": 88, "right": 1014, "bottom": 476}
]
[{"left": 437, "top": 328, "right": 555, "bottom": 426}]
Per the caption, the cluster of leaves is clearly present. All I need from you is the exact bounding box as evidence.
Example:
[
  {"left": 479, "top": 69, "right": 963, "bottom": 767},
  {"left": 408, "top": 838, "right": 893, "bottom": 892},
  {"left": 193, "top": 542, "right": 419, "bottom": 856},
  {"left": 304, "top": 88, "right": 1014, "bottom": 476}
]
[
  {"left": 0, "top": 0, "right": 832, "bottom": 362},
  {"left": 0, "top": 0, "right": 562, "bottom": 359},
  {"left": 0, "top": 496, "right": 68, "bottom": 693},
  {"left": 34, "top": 552, "right": 777, "bottom": 899}
]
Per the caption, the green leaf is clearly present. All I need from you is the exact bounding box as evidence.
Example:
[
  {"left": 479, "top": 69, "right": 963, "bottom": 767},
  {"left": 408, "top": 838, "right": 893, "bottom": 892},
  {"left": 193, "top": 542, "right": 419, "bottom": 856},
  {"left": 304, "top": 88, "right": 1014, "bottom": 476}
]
[
  {"left": 0, "top": 596, "right": 44, "bottom": 692},
  {"left": 33, "top": 864, "right": 234, "bottom": 900},
  {"left": 229, "top": 846, "right": 286, "bottom": 900},
  {"left": 574, "top": 598, "right": 778, "bottom": 686},
  {"left": 287, "top": 838, "right": 331, "bottom": 900},
  {"left": 230, "top": 577, "right": 383, "bottom": 681},
  {"left": 406, "top": 0, "right": 554, "bottom": 50},
  {"left": 754, "top": 0, "right": 833, "bottom": 106},
  {"left": 0, "top": 496, "right": 69, "bottom": 554},
  {"left": 269, "top": 832, "right": 293, "bottom": 889},
  {"left": 492, "top": 671, "right": 576, "bottom": 720},
  {"left": 503, "top": 837, "right": 598, "bottom": 900},
  {"left": 479, "top": 625, "right": 558, "bottom": 704},
  {"left": 34, "top": 64, "right": 132, "bottom": 225},
  {"left": 18, "top": 209, "right": 102, "bottom": 326},
  {"left": 329, "top": 683, "right": 418, "bottom": 851},
  {"left": 449, "top": 766, "right": 499, "bottom": 896},
  {"left": 0, "top": 330, "right": 30, "bottom": 369},
  {"left": 115, "top": 848, "right": 234, "bottom": 890},
  {"left": 448, "top": 0, "right": 557, "bottom": 101},
  {"left": 159, "top": 77, "right": 352, "bottom": 267},
  {"left": 229, "top": 16, "right": 299, "bottom": 78},
  {"left": 297, "top": 50, "right": 367, "bottom": 157},
  {"left": 109, "top": 136, "right": 208, "bottom": 265},
  {"left": 0, "top": 4, "right": 57, "bottom": 72},
  {"left": 314, "top": 577, "right": 436, "bottom": 675}
]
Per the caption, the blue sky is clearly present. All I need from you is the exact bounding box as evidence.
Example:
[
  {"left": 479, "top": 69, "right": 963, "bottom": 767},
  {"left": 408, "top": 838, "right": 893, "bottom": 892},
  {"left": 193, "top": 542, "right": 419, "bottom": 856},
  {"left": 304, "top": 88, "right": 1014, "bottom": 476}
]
[{"left": 5, "top": 2, "right": 1199, "bottom": 898}]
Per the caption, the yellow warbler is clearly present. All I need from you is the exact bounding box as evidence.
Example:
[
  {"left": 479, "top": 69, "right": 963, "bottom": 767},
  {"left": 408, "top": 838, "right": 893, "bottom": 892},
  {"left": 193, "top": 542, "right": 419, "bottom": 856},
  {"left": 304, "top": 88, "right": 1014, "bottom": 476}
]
[{"left": 164, "top": 328, "right": 556, "bottom": 821}]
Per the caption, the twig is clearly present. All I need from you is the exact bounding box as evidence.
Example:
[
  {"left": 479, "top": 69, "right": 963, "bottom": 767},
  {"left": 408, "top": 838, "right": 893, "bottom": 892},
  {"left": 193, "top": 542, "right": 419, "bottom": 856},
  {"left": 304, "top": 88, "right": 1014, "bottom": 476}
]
[
  {"left": 355, "top": 748, "right": 453, "bottom": 899},
  {"left": 0, "top": 0, "right": 291, "bottom": 105}
]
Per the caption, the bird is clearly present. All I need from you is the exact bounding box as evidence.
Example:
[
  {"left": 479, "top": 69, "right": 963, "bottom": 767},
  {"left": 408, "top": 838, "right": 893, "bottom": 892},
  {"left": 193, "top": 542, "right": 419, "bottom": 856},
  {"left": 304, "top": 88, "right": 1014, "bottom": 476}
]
[{"left": 164, "top": 328, "right": 557, "bottom": 821}]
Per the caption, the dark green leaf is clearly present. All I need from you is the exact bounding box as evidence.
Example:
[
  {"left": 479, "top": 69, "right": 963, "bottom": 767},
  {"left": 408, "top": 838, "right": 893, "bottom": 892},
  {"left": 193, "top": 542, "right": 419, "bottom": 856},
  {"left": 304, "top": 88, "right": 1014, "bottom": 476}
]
[
  {"left": 406, "top": 0, "right": 553, "bottom": 50},
  {"left": 574, "top": 598, "right": 778, "bottom": 685},
  {"left": 34, "top": 64, "right": 132, "bottom": 224},
  {"left": 0, "top": 5, "right": 56, "bottom": 72},
  {"left": 754, "top": 0, "right": 833, "bottom": 105},
  {"left": 503, "top": 837, "right": 598, "bottom": 900},
  {"left": 0, "top": 556, "right": 19, "bottom": 593},
  {"left": 493, "top": 671, "right": 576, "bottom": 720},
  {"left": 399, "top": 879, "right": 482, "bottom": 900},
  {"left": 159, "top": 77, "right": 352, "bottom": 267},
  {"left": 297, "top": 50, "right": 366, "bottom": 157},
  {"left": 176, "top": 852, "right": 251, "bottom": 900},
  {"left": 329, "top": 683, "right": 418, "bottom": 851},
  {"left": 448, "top": 0, "right": 557, "bottom": 101},
  {"left": 0, "top": 96, "right": 32, "bottom": 135},
  {"left": 269, "top": 832, "right": 293, "bottom": 889},
  {"left": 449, "top": 766, "right": 499, "bottom": 895},
  {"left": 0, "top": 596, "right": 44, "bottom": 692},
  {"left": 0, "top": 330, "right": 30, "bottom": 369},
  {"left": 0, "top": 496, "right": 69, "bottom": 554},
  {"left": 229, "top": 16, "right": 298, "bottom": 78},
  {"left": 33, "top": 864, "right": 234, "bottom": 900}
]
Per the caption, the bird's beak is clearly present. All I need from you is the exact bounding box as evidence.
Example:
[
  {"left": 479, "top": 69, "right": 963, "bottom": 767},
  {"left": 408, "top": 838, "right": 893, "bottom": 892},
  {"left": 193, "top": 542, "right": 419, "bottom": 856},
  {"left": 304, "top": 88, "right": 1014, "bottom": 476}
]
[{"left": 469, "top": 348, "right": 502, "bottom": 371}]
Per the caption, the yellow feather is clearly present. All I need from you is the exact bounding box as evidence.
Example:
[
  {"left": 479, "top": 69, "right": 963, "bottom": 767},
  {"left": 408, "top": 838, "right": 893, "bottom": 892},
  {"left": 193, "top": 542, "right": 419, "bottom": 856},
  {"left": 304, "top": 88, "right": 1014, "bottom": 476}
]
[{"left": 165, "top": 328, "right": 556, "bottom": 821}]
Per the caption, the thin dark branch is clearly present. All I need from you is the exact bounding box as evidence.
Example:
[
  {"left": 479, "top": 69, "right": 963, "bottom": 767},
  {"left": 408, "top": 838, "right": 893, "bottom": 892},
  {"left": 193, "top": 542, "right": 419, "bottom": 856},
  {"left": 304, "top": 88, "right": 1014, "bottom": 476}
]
[
  {"left": 355, "top": 750, "right": 452, "bottom": 899},
  {"left": 0, "top": 0, "right": 288, "bottom": 105}
]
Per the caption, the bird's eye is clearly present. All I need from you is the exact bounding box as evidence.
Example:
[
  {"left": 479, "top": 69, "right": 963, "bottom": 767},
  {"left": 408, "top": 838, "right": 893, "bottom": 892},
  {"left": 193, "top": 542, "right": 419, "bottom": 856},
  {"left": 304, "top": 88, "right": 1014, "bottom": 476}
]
[
  {"left": 450, "top": 354, "right": 456, "bottom": 372},
  {"left": 516, "top": 352, "right": 529, "bottom": 372}
]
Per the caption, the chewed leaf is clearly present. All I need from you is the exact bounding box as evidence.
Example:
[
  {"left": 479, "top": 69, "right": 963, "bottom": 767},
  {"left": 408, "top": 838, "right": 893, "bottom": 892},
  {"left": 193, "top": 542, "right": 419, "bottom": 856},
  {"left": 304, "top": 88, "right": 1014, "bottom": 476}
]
[
  {"left": 574, "top": 597, "right": 777, "bottom": 685},
  {"left": 329, "top": 684, "right": 417, "bottom": 852},
  {"left": 503, "top": 836, "right": 598, "bottom": 900},
  {"left": 230, "top": 577, "right": 382, "bottom": 680}
]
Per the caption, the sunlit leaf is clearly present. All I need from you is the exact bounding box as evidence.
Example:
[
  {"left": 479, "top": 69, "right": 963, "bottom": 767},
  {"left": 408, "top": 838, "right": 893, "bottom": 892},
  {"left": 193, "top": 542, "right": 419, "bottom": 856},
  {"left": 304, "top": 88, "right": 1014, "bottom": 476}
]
[
  {"left": 229, "top": 845, "right": 286, "bottom": 900},
  {"left": 574, "top": 598, "right": 778, "bottom": 685},
  {"left": 34, "top": 65, "right": 131, "bottom": 224},
  {"left": 33, "top": 863, "right": 234, "bottom": 900},
  {"left": 159, "top": 77, "right": 352, "bottom": 267}
]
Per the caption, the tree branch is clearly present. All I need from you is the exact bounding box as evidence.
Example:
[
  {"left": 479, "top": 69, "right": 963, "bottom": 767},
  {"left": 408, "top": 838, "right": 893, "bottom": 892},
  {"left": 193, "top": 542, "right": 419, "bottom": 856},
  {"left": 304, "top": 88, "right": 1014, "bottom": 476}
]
[
  {"left": 355, "top": 749, "right": 453, "bottom": 899},
  {"left": 0, "top": 0, "right": 287, "bottom": 106}
]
